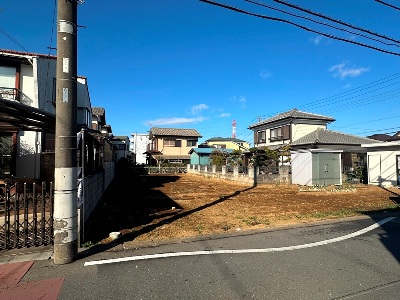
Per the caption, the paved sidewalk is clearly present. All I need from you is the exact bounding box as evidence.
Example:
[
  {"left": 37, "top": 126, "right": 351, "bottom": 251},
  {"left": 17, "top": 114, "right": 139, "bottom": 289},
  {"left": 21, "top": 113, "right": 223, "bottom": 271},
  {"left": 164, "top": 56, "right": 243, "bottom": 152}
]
[
  {"left": 0, "top": 245, "right": 53, "bottom": 265},
  {"left": 0, "top": 260, "right": 63, "bottom": 300}
]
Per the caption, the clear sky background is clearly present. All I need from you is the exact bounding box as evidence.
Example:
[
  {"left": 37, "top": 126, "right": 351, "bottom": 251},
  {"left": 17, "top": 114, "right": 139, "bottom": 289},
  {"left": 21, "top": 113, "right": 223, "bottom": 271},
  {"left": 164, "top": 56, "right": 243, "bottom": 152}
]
[{"left": 1, "top": 0, "right": 399, "bottom": 144}]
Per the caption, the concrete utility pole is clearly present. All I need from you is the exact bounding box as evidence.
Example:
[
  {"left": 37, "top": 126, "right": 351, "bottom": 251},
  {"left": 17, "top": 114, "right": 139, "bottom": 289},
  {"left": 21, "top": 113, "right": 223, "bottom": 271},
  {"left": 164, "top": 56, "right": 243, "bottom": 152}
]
[{"left": 54, "top": 0, "right": 78, "bottom": 264}]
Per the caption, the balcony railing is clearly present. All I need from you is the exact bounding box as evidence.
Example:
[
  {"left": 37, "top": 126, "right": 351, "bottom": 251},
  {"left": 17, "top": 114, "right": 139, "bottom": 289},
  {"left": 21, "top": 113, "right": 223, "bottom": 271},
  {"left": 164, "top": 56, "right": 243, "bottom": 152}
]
[
  {"left": 0, "top": 87, "right": 32, "bottom": 105},
  {"left": 269, "top": 136, "right": 284, "bottom": 142}
]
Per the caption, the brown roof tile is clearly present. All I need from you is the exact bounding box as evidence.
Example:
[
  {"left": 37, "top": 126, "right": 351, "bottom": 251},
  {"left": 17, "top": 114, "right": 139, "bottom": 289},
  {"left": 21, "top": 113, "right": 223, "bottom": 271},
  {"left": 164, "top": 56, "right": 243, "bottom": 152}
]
[{"left": 150, "top": 127, "right": 202, "bottom": 138}]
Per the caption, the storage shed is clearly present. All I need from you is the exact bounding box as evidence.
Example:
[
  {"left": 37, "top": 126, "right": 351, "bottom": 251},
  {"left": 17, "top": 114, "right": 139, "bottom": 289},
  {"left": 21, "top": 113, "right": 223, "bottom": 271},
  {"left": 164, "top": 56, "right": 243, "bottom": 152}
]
[
  {"left": 189, "top": 148, "right": 215, "bottom": 165},
  {"left": 362, "top": 141, "right": 400, "bottom": 187},
  {"left": 189, "top": 148, "right": 234, "bottom": 165},
  {"left": 291, "top": 149, "right": 343, "bottom": 186}
]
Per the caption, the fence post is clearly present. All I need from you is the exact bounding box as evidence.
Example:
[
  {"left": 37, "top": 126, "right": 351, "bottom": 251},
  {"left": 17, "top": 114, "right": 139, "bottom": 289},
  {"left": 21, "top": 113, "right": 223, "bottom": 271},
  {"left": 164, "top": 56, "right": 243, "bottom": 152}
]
[
  {"left": 279, "top": 165, "right": 290, "bottom": 184},
  {"left": 233, "top": 165, "right": 239, "bottom": 177},
  {"left": 212, "top": 165, "right": 216, "bottom": 173},
  {"left": 222, "top": 165, "right": 226, "bottom": 175}
]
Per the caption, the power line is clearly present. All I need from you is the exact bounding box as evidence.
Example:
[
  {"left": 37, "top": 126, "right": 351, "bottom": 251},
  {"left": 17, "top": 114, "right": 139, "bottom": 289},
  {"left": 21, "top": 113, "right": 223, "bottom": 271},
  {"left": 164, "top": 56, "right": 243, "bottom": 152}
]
[
  {"left": 332, "top": 115, "right": 400, "bottom": 129},
  {"left": 296, "top": 73, "right": 400, "bottom": 110},
  {"left": 355, "top": 126, "right": 400, "bottom": 135},
  {"left": 44, "top": 0, "right": 58, "bottom": 103},
  {"left": 375, "top": 0, "right": 400, "bottom": 11},
  {"left": 199, "top": 0, "right": 400, "bottom": 56},
  {"left": 246, "top": 0, "right": 400, "bottom": 48},
  {"left": 0, "top": 26, "right": 28, "bottom": 52},
  {"left": 273, "top": 0, "right": 400, "bottom": 44}
]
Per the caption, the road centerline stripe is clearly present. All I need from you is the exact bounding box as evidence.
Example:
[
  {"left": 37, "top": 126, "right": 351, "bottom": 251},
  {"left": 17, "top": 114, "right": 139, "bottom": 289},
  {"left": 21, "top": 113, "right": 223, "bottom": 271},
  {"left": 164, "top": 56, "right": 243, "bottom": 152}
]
[{"left": 84, "top": 217, "right": 396, "bottom": 267}]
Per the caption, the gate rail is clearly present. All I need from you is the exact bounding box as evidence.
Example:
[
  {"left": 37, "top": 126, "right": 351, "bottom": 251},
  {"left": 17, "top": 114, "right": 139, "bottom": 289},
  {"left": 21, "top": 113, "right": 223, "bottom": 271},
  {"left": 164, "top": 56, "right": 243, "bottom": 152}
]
[{"left": 0, "top": 182, "right": 53, "bottom": 250}]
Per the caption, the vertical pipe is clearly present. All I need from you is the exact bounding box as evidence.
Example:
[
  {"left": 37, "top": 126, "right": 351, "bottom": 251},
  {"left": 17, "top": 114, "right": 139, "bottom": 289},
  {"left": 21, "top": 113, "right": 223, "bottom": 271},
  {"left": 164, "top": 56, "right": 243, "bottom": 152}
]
[{"left": 54, "top": 0, "right": 78, "bottom": 264}]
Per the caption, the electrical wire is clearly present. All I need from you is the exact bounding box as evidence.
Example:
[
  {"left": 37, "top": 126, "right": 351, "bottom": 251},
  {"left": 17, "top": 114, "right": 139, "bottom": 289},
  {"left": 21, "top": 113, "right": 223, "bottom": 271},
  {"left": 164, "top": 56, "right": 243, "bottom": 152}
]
[
  {"left": 296, "top": 73, "right": 400, "bottom": 110},
  {"left": 0, "top": 26, "right": 28, "bottom": 52},
  {"left": 44, "top": 0, "right": 58, "bottom": 104},
  {"left": 375, "top": 0, "right": 400, "bottom": 11},
  {"left": 273, "top": 0, "right": 400, "bottom": 44},
  {"left": 246, "top": 0, "right": 400, "bottom": 48},
  {"left": 199, "top": 0, "right": 400, "bottom": 56}
]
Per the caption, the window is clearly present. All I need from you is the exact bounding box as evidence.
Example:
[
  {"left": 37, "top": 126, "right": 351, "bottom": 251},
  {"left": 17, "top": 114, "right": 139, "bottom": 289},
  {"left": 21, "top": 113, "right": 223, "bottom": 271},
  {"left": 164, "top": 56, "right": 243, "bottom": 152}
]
[
  {"left": 117, "top": 144, "right": 126, "bottom": 150},
  {"left": 270, "top": 125, "right": 290, "bottom": 142},
  {"left": 257, "top": 131, "right": 266, "bottom": 143},
  {"left": 0, "top": 134, "right": 13, "bottom": 176},
  {"left": 0, "top": 66, "right": 17, "bottom": 101},
  {"left": 164, "top": 139, "right": 175, "bottom": 147},
  {"left": 187, "top": 140, "right": 197, "bottom": 147},
  {"left": 164, "top": 139, "right": 181, "bottom": 147},
  {"left": 270, "top": 127, "right": 282, "bottom": 141}
]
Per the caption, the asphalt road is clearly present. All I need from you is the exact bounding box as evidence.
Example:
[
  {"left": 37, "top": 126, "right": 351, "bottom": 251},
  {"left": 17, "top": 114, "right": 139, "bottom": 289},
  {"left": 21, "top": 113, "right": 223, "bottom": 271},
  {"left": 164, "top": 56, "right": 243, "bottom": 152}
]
[{"left": 23, "top": 215, "right": 400, "bottom": 300}]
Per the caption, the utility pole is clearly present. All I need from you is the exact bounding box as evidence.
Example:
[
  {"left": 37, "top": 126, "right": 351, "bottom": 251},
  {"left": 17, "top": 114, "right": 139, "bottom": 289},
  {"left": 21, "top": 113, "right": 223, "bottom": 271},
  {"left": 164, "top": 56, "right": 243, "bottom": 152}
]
[{"left": 54, "top": 0, "right": 78, "bottom": 264}]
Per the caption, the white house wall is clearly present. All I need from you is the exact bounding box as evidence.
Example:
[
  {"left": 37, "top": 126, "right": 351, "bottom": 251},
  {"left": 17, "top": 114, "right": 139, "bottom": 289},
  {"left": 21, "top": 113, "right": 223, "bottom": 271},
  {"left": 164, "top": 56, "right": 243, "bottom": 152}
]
[
  {"left": 131, "top": 134, "right": 149, "bottom": 164},
  {"left": 367, "top": 150, "right": 400, "bottom": 186},
  {"left": 20, "top": 63, "right": 36, "bottom": 107},
  {"left": 77, "top": 77, "right": 92, "bottom": 127}
]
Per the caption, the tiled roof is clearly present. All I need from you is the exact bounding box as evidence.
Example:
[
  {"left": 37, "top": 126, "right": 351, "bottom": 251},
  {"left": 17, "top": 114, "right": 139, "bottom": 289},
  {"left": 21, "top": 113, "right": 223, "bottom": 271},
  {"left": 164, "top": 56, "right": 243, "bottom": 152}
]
[
  {"left": 387, "top": 131, "right": 400, "bottom": 141},
  {"left": 154, "top": 155, "right": 191, "bottom": 160},
  {"left": 112, "top": 136, "right": 129, "bottom": 141},
  {"left": 249, "top": 109, "right": 335, "bottom": 129},
  {"left": 92, "top": 107, "right": 105, "bottom": 116},
  {"left": 188, "top": 148, "right": 234, "bottom": 155},
  {"left": 206, "top": 137, "right": 248, "bottom": 143},
  {"left": 291, "top": 128, "right": 379, "bottom": 146},
  {"left": 367, "top": 134, "right": 392, "bottom": 142},
  {"left": 0, "top": 49, "right": 56, "bottom": 59},
  {"left": 150, "top": 127, "right": 202, "bottom": 137}
]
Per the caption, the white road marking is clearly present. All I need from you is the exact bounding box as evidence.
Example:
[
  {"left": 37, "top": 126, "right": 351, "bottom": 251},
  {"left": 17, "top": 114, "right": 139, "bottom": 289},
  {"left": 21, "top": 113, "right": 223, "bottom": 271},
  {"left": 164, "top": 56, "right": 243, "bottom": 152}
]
[{"left": 84, "top": 217, "right": 396, "bottom": 267}]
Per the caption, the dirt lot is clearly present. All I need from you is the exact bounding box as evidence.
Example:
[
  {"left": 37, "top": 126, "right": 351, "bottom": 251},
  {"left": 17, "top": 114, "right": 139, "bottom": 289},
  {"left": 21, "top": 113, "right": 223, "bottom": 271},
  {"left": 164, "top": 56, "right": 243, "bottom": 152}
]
[{"left": 87, "top": 173, "right": 400, "bottom": 247}]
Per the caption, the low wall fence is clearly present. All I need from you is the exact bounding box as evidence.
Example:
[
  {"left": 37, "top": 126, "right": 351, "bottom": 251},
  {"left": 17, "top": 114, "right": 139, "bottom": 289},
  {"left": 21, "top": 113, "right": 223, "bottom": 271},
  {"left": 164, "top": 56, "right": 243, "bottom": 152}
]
[
  {"left": 187, "top": 164, "right": 291, "bottom": 185},
  {"left": 78, "top": 161, "right": 115, "bottom": 243}
]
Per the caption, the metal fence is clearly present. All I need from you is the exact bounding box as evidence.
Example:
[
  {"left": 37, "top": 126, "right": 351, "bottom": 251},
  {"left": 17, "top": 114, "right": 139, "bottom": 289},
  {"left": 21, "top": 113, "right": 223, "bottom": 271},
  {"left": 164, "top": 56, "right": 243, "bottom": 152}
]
[{"left": 0, "top": 182, "right": 53, "bottom": 250}]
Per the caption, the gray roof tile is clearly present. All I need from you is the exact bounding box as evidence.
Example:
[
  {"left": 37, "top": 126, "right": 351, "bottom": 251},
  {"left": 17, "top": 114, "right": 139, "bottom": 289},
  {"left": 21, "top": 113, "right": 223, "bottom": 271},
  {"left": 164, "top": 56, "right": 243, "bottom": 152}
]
[
  {"left": 291, "top": 128, "right": 379, "bottom": 146},
  {"left": 249, "top": 109, "right": 335, "bottom": 129},
  {"left": 92, "top": 107, "right": 105, "bottom": 116},
  {"left": 206, "top": 137, "right": 248, "bottom": 143}
]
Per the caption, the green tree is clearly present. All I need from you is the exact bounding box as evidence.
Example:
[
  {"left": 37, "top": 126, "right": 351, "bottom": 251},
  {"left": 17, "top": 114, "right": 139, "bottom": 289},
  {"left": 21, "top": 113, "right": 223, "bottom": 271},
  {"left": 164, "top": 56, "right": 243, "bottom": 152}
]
[
  {"left": 210, "top": 149, "right": 227, "bottom": 166},
  {"left": 226, "top": 149, "right": 243, "bottom": 166},
  {"left": 249, "top": 147, "right": 279, "bottom": 166}
]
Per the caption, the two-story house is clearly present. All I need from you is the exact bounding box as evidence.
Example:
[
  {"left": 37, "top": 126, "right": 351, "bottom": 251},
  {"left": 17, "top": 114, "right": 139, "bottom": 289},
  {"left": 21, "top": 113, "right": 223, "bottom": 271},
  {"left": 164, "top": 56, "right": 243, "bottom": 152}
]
[
  {"left": 111, "top": 136, "right": 130, "bottom": 162},
  {"left": 248, "top": 108, "right": 335, "bottom": 149},
  {"left": 0, "top": 49, "right": 92, "bottom": 180},
  {"left": 147, "top": 127, "right": 202, "bottom": 165},
  {"left": 205, "top": 137, "right": 250, "bottom": 151},
  {"left": 130, "top": 133, "right": 150, "bottom": 165},
  {"left": 92, "top": 107, "right": 112, "bottom": 136}
]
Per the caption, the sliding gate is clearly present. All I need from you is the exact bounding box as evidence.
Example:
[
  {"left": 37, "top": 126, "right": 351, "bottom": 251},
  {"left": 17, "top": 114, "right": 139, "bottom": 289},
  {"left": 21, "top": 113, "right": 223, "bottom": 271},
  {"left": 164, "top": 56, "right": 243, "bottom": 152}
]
[{"left": 0, "top": 182, "right": 53, "bottom": 250}]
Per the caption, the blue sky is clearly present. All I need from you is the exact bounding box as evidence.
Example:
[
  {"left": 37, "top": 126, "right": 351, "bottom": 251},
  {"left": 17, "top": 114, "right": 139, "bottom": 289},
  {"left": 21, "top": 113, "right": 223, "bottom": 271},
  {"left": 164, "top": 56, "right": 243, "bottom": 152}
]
[{"left": 1, "top": 0, "right": 399, "bottom": 144}]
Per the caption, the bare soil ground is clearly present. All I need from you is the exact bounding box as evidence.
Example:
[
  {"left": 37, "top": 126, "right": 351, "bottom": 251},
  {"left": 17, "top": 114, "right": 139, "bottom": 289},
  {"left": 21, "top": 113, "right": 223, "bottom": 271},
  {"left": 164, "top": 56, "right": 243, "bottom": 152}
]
[{"left": 86, "top": 173, "right": 400, "bottom": 247}]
